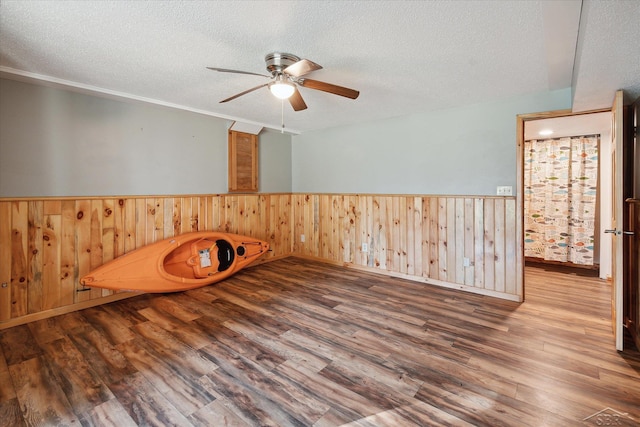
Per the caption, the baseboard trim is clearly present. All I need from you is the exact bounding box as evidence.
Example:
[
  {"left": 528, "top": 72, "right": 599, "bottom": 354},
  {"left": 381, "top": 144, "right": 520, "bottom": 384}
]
[{"left": 0, "top": 291, "right": 141, "bottom": 330}]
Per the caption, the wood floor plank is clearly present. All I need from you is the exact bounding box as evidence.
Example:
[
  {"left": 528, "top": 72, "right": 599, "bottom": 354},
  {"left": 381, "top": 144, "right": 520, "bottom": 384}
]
[
  {"left": 129, "top": 320, "right": 220, "bottom": 379},
  {"left": 137, "top": 306, "right": 213, "bottom": 350},
  {"left": 384, "top": 349, "right": 519, "bottom": 400},
  {"left": 339, "top": 312, "right": 473, "bottom": 364},
  {"left": 199, "top": 341, "right": 328, "bottom": 425},
  {"left": 273, "top": 300, "right": 361, "bottom": 337},
  {"left": 201, "top": 363, "right": 309, "bottom": 427},
  {"left": 187, "top": 396, "right": 253, "bottom": 427},
  {"left": 351, "top": 327, "right": 452, "bottom": 359},
  {"left": 414, "top": 384, "right": 574, "bottom": 427},
  {"left": 223, "top": 317, "right": 330, "bottom": 372},
  {"left": 117, "top": 329, "right": 218, "bottom": 417},
  {"left": 65, "top": 322, "right": 138, "bottom": 385},
  {"left": 514, "top": 382, "right": 601, "bottom": 424},
  {"left": 1, "top": 257, "right": 639, "bottom": 426},
  {"left": 452, "top": 334, "right": 602, "bottom": 378},
  {"left": 161, "top": 292, "right": 228, "bottom": 319},
  {"left": 0, "top": 398, "right": 25, "bottom": 427},
  {"left": 8, "top": 356, "right": 80, "bottom": 426},
  {"left": 26, "top": 317, "right": 66, "bottom": 345},
  {"left": 318, "top": 360, "right": 420, "bottom": 409},
  {"left": 393, "top": 401, "right": 477, "bottom": 427},
  {"left": 0, "top": 325, "right": 42, "bottom": 365},
  {"left": 331, "top": 299, "right": 427, "bottom": 328},
  {"left": 81, "top": 305, "right": 137, "bottom": 345},
  {"left": 279, "top": 334, "right": 423, "bottom": 420},
  {"left": 108, "top": 372, "right": 193, "bottom": 426},
  {"left": 338, "top": 401, "right": 478, "bottom": 427},
  {"left": 466, "top": 350, "right": 640, "bottom": 420},
  {"left": 192, "top": 316, "right": 286, "bottom": 372},
  {"left": 79, "top": 397, "right": 139, "bottom": 427},
  {"left": 39, "top": 336, "right": 114, "bottom": 415},
  {"left": 204, "top": 286, "right": 276, "bottom": 318},
  {"left": 335, "top": 407, "right": 422, "bottom": 427},
  {"left": 542, "top": 340, "right": 640, "bottom": 376},
  {"left": 281, "top": 328, "right": 391, "bottom": 366},
  {"left": 274, "top": 359, "right": 387, "bottom": 424},
  {"left": 149, "top": 295, "right": 203, "bottom": 322},
  {"left": 101, "top": 298, "right": 151, "bottom": 327},
  {"left": 0, "top": 371, "right": 16, "bottom": 402}
]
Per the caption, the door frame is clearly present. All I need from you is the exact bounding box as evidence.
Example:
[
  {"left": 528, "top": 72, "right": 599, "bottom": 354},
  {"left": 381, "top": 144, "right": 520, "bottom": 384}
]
[{"left": 516, "top": 108, "right": 610, "bottom": 301}]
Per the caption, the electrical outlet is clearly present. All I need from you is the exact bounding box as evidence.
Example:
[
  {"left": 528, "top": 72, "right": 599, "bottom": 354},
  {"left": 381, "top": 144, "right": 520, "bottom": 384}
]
[
  {"left": 497, "top": 186, "right": 513, "bottom": 196},
  {"left": 362, "top": 243, "right": 368, "bottom": 252},
  {"left": 300, "top": 234, "right": 305, "bottom": 242}
]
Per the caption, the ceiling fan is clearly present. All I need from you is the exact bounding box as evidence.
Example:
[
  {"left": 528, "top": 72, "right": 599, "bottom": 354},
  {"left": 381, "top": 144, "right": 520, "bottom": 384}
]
[{"left": 207, "top": 52, "right": 359, "bottom": 111}]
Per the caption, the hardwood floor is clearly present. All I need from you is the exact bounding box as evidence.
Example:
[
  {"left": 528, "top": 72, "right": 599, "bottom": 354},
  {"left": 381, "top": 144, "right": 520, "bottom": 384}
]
[{"left": 1, "top": 257, "right": 639, "bottom": 426}]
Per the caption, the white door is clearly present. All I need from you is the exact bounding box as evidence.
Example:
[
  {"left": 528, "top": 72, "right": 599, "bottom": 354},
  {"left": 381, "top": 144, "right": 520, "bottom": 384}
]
[{"left": 607, "top": 90, "right": 624, "bottom": 351}]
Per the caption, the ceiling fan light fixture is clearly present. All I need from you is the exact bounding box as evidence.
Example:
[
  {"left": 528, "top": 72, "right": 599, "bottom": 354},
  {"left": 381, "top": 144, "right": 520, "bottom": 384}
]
[
  {"left": 269, "top": 81, "right": 295, "bottom": 99},
  {"left": 209, "top": 52, "right": 358, "bottom": 110}
]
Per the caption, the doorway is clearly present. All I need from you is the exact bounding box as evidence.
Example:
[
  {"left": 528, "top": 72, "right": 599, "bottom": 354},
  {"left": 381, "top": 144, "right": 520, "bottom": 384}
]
[
  {"left": 518, "top": 94, "right": 637, "bottom": 352},
  {"left": 523, "top": 112, "right": 612, "bottom": 279},
  {"left": 516, "top": 109, "right": 614, "bottom": 304}
]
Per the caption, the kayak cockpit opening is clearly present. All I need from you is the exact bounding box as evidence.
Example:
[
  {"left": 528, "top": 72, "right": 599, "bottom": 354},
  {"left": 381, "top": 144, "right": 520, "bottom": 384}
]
[
  {"left": 164, "top": 237, "right": 235, "bottom": 279},
  {"left": 216, "top": 239, "right": 235, "bottom": 272}
]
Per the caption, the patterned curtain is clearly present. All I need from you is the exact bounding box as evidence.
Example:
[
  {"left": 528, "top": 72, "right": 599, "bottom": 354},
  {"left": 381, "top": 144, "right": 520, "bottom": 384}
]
[{"left": 524, "top": 135, "right": 599, "bottom": 265}]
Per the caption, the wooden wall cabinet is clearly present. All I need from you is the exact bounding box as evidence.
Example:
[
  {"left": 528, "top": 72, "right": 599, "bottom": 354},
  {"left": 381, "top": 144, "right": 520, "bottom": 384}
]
[{"left": 228, "top": 130, "right": 258, "bottom": 192}]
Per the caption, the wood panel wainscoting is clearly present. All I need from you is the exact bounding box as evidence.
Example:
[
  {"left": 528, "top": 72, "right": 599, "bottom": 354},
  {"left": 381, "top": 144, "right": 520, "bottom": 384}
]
[
  {"left": 0, "top": 194, "right": 292, "bottom": 328},
  {"left": 0, "top": 258, "right": 638, "bottom": 426},
  {"left": 1, "top": 193, "right": 519, "bottom": 329},
  {"left": 292, "top": 194, "right": 520, "bottom": 302}
]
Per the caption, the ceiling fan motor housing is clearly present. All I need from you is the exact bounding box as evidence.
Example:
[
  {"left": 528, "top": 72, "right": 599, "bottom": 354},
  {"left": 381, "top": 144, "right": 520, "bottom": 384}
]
[{"left": 265, "top": 52, "right": 300, "bottom": 75}]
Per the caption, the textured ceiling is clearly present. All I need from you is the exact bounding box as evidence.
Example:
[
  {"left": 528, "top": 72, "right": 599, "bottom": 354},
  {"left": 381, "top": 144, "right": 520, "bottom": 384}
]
[
  {"left": 571, "top": 0, "right": 640, "bottom": 111},
  {"left": 0, "top": 0, "right": 638, "bottom": 134}
]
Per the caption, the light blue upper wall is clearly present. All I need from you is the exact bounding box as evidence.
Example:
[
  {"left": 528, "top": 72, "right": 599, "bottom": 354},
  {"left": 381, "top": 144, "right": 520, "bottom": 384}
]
[
  {"left": 0, "top": 77, "right": 572, "bottom": 198},
  {"left": 292, "top": 88, "right": 572, "bottom": 195},
  {"left": 0, "top": 78, "right": 292, "bottom": 197},
  {"left": 260, "top": 129, "right": 292, "bottom": 193}
]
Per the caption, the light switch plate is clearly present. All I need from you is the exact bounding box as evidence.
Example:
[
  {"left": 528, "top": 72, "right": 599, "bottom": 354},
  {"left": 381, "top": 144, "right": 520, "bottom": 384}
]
[{"left": 497, "top": 186, "right": 513, "bottom": 196}]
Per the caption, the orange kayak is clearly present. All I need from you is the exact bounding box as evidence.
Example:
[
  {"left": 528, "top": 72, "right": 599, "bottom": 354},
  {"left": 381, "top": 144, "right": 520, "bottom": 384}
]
[{"left": 80, "top": 231, "right": 269, "bottom": 292}]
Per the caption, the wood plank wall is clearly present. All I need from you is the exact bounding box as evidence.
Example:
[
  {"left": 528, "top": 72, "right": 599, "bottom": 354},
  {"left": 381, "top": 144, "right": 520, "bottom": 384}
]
[
  {"left": 0, "top": 193, "right": 520, "bottom": 328},
  {"left": 292, "top": 194, "right": 520, "bottom": 302},
  {"left": 0, "top": 194, "right": 291, "bottom": 327}
]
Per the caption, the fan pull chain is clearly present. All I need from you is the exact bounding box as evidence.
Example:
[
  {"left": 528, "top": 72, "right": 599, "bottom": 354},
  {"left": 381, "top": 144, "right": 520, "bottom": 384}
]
[{"left": 281, "top": 99, "right": 285, "bottom": 133}]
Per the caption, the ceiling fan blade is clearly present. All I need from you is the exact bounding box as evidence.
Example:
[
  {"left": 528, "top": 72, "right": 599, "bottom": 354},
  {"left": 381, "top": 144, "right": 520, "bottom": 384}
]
[
  {"left": 220, "top": 83, "right": 269, "bottom": 103},
  {"left": 207, "top": 67, "right": 270, "bottom": 78},
  {"left": 283, "top": 59, "right": 322, "bottom": 77},
  {"left": 299, "top": 78, "right": 360, "bottom": 99},
  {"left": 288, "top": 87, "right": 308, "bottom": 111}
]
